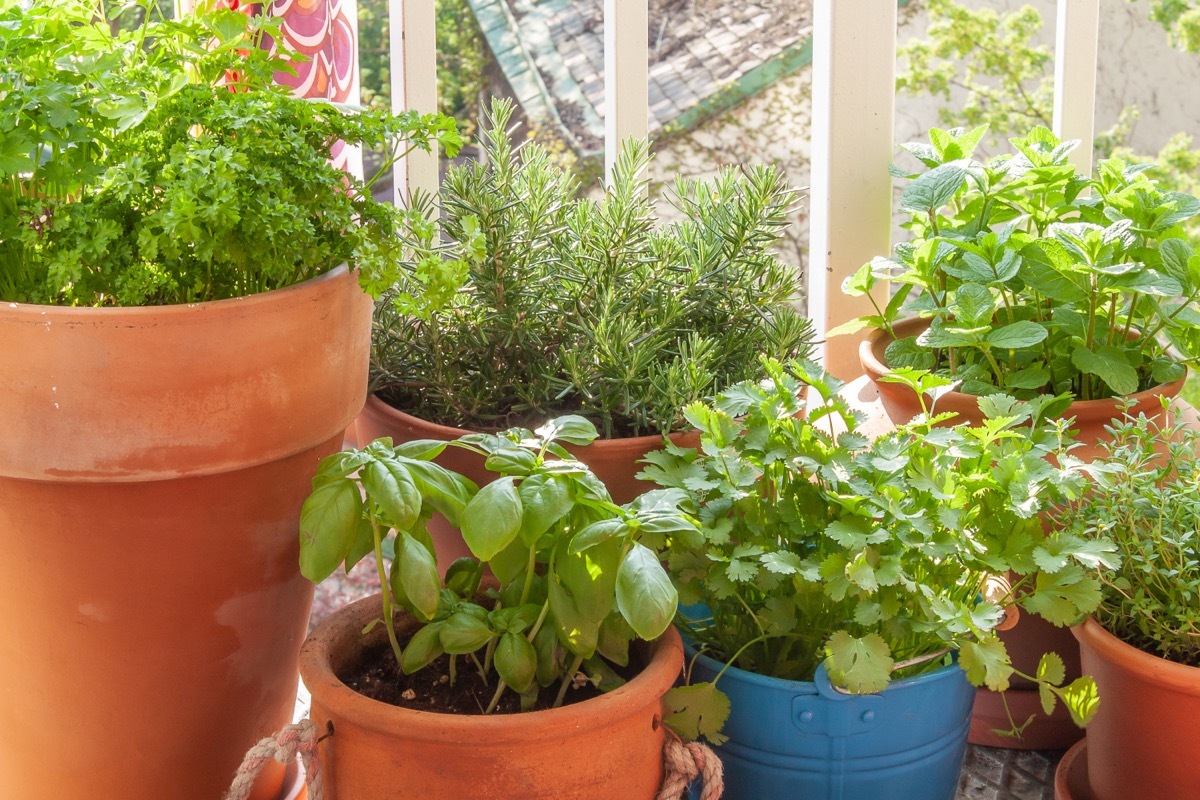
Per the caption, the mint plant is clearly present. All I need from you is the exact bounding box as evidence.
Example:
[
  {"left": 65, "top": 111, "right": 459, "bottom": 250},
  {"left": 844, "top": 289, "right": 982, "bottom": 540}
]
[
  {"left": 1052, "top": 412, "right": 1200, "bottom": 666},
  {"left": 0, "top": 0, "right": 461, "bottom": 305},
  {"left": 370, "top": 99, "right": 814, "bottom": 438},
  {"left": 834, "top": 125, "right": 1200, "bottom": 401},
  {"left": 644, "top": 359, "right": 1109, "bottom": 741},
  {"left": 298, "top": 416, "right": 696, "bottom": 713}
]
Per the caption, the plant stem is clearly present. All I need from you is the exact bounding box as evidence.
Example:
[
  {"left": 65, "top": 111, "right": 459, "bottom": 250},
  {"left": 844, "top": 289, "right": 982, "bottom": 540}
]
[
  {"left": 553, "top": 654, "right": 587, "bottom": 709},
  {"left": 371, "top": 520, "right": 405, "bottom": 667}
]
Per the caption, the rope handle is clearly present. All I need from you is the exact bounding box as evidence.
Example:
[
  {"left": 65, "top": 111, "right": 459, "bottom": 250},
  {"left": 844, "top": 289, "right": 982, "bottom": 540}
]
[
  {"left": 657, "top": 728, "right": 724, "bottom": 800},
  {"left": 226, "top": 718, "right": 722, "bottom": 800},
  {"left": 225, "top": 719, "right": 331, "bottom": 800}
]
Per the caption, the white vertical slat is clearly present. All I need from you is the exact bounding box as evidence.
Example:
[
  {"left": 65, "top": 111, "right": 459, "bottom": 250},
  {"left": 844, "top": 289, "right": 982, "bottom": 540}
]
[
  {"left": 808, "top": 0, "right": 897, "bottom": 380},
  {"left": 1052, "top": 0, "right": 1100, "bottom": 176},
  {"left": 390, "top": 0, "right": 440, "bottom": 203},
  {"left": 603, "top": 0, "right": 648, "bottom": 183}
]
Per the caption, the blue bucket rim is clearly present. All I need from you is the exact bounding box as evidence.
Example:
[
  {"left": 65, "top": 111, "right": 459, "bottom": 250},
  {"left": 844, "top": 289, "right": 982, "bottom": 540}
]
[{"left": 683, "top": 638, "right": 964, "bottom": 697}]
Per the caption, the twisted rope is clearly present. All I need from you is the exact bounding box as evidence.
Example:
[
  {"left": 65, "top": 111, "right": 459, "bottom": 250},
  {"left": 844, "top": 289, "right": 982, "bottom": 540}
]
[
  {"left": 657, "top": 728, "right": 724, "bottom": 800},
  {"left": 225, "top": 719, "right": 329, "bottom": 800}
]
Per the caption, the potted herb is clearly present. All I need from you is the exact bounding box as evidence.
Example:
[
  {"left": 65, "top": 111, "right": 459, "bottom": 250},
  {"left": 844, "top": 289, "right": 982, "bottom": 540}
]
[
  {"left": 0, "top": 4, "right": 459, "bottom": 799},
  {"left": 837, "top": 124, "right": 1200, "bottom": 455},
  {"left": 832, "top": 123, "right": 1200, "bottom": 747},
  {"left": 297, "top": 417, "right": 696, "bottom": 799},
  {"left": 358, "top": 98, "right": 814, "bottom": 566},
  {"left": 1050, "top": 414, "right": 1200, "bottom": 800},
  {"left": 643, "top": 360, "right": 1105, "bottom": 800}
]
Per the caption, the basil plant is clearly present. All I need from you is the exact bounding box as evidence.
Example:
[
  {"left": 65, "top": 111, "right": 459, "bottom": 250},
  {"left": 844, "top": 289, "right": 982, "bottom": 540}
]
[
  {"left": 834, "top": 125, "right": 1200, "bottom": 401},
  {"left": 646, "top": 359, "right": 1111, "bottom": 743},
  {"left": 299, "top": 416, "right": 696, "bottom": 713}
]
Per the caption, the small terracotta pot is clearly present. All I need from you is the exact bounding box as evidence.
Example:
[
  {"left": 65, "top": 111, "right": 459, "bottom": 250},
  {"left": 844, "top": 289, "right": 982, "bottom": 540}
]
[
  {"left": 299, "top": 593, "right": 684, "bottom": 799},
  {"left": 355, "top": 395, "right": 699, "bottom": 566},
  {"left": 859, "top": 317, "right": 1193, "bottom": 749},
  {"left": 1074, "top": 617, "right": 1200, "bottom": 800},
  {"left": 1054, "top": 739, "right": 1091, "bottom": 800},
  {"left": 0, "top": 266, "right": 372, "bottom": 800}
]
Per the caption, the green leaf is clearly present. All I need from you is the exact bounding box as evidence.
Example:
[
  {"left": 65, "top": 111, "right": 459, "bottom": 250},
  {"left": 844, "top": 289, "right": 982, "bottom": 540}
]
[
  {"left": 547, "top": 575, "right": 600, "bottom": 658},
  {"left": 959, "top": 635, "right": 1012, "bottom": 692},
  {"left": 662, "top": 683, "right": 730, "bottom": 745},
  {"left": 1072, "top": 345, "right": 1139, "bottom": 396},
  {"left": 299, "top": 479, "right": 363, "bottom": 583},
  {"left": 823, "top": 631, "right": 894, "bottom": 694},
  {"left": 986, "top": 321, "right": 1047, "bottom": 350},
  {"left": 569, "top": 518, "right": 629, "bottom": 554},
  {"left": 1022, "top": 566, "right": 1102, "bottom": 626},
  {"left": 517, "top": 473, "right": 573, "bottom": 546},
  {"left": 461, "top": 476, "right": 523, "bottom": 561},
  {"left": 400, "top": 622, "right": 445, "bottom": 674},
  {"left": 535, "top": 415, "right": 599, "bottom": 446},
  {"left": 900, "top": 162, "right": 968, "bottom": 213},
  {"left": 392, "top": 439, "right": 449, "bottom": 460},
  {"left": 405, "top": 460, "right": 476, "bottom": 527},
  {"left": 361, "top": 459, "right": 422, "bottom": 531},
  {"left": 392, "top": 531, "right": 442, "bottom": 621},
  {"left": 951, "top": 283, "right": 995, "bottom": 326},
  {"left": 1007, "top": 367, "right": 1051, "bottom": 391},
  {"left": 439, "top": 610, "right": 494, "bottom": 655},
  {"left": 615, "top": 543, "right": 678, "bottom": 641},
  {"left": 1037, "top": 651, "right": 1066, "bottom": 687},
  {"left": 1054, "top": 676, "right": 1101, "bottom": 727},
  {"left": 495, "top": 631, "right": 537, "bottom": 693},
  {"left": 443, "top": 557, "right": 483, "bottom": 597}
]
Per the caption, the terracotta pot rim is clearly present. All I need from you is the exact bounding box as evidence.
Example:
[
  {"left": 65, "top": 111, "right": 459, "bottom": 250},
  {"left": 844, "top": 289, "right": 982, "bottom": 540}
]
[
  {"left": 1074, "top": 617, "right": 1200, "bottom": 694},
  {"left": 300, "top": 593, "right": 684, "bottom": 743},
  {"left": 1, "top": 264, "right": 353, "bottom": 317},
  {"left": 860, "top": 316, "right": 1186, "bottom": 414},
  {"left": 362, "top": 393, "right": 695, "bottom": 449}
]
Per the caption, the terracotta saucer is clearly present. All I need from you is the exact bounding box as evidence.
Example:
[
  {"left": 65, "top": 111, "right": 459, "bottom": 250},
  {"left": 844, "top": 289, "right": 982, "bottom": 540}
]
[{"left": 1054, "top": 739, "right": 1091, "bottom": 800}]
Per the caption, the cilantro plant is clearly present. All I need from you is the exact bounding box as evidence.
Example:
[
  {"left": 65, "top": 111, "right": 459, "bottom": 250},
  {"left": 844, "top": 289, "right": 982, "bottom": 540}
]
[
  {"left": 1051, "top": 412, "right": 1200, "bottom": 667},
  {"left": 0, "top": 0, "right": 461, "bottom": 306},
  {"left": 834, "top": 125, "right": 1200, "bottom": 401},
  {"left": 298, "top": 416, "right": 696, "bottom": 713},
  {"left": 370, "top": 99, "right": 814, "bottom": 438},
  {"left": 643, "top": 359, "right": 1108, "bottom": 741}
]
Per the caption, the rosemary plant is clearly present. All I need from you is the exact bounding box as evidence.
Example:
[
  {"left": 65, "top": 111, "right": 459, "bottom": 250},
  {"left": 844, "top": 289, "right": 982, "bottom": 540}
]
[{"left": 371, "top": 99, "right": 814, "bottom": 438}]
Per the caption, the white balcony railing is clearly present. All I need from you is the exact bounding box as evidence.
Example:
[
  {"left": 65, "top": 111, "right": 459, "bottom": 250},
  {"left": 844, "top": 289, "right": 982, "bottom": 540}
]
[{"left": 357, "top": 0, "right": 1102, "bottom": 378}]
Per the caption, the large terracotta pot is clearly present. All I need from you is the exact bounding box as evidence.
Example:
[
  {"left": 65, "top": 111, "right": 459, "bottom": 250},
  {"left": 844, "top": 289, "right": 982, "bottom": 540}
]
[
  {"left": 355, "top": 395, "right": 699, "bottom": 566},
  {"left": 1074, "top": 617, "right": 1200, "bottom": 800},
  {"left": 299, "top": 593, "right": 684, "bottom": 799},
  {"left": 858, "top": 317, "right": 1194, "bottom": 749},
  {"left": 0, "top": 266, "right": 372, "bottom": 800}
]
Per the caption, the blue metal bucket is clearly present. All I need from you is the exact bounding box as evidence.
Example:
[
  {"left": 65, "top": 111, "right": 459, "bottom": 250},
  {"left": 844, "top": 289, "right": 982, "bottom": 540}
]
[{"left": 686, "top": 646, "right": 973, "bottom": 800}]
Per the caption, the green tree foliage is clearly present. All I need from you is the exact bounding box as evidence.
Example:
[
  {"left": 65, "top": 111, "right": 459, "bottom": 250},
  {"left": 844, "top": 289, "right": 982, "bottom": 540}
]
[
  {"left": 358, "top": 0, "right": 488, "bottom": 135},
  {"left": 898, "top": 0, "right": 1200, "bottom": 242}
]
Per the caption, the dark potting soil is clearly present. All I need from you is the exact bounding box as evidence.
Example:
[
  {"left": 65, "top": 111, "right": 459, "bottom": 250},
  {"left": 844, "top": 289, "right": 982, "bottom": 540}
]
[{"left": 341, "top": 642, "right": 624, "bottom": 715}]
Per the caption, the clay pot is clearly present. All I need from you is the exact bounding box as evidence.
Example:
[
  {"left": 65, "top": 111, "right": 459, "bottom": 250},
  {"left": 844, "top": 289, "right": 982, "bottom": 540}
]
[
  {"left": 299, "top": 593, "right": 684, "bottom": 799},
  {"left": 858, "top": 317, "right": 1194, "bottom": 749},
  {"left": 1073, "top": 617, "right": 1200, "bottom": 800},
  {"left": 1054, "top": 739, "right": 1091, "bottom": 800},
  {"left": 0, "top": 266, "right": 372, "bottom": 800},
  {"left": 355, "top": 395, "right": 699, "bottom": 566},
  {"left": 860, "top": 317, "right": 1188, "bottom": 462}
]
